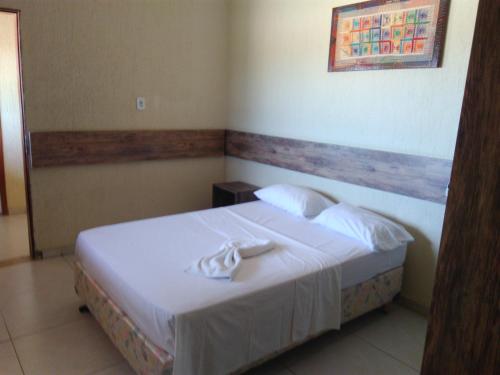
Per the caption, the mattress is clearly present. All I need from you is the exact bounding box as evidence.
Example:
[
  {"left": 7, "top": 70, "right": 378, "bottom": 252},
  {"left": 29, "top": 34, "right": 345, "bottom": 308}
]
[{"left": 75, "top": 201, "right": 406, "bottom": 372}]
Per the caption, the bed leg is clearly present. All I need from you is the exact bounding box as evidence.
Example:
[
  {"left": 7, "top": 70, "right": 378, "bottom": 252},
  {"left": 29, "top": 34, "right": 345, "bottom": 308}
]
[
  {"left": 78, "top": 305, "right": 90, "bottom": 314},
  {"left": 381, "top": 302, "right": 394, "bottom": 314}
]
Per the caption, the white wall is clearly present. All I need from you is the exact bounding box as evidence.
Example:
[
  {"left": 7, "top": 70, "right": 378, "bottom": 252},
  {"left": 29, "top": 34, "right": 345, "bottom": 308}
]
[
  {"left": 0, "top": 11, "right": 26, "bottom": 215},
  {"left": 227, "top": 0, "right": 479, "bottom": 309}
]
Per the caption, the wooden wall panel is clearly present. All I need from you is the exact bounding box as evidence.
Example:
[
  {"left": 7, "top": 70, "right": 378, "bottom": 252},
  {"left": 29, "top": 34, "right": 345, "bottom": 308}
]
[
  {"left": 225, "top": 130, "right": 452, "bottom": 204},
  {"left": 30, "top": 128, "right": 452, "bottom": 204},
  {"left": 422, "top": 0, "right": 499, "bottom": 373},
  {"left": 30, "top": 129, "right": 225, "bottom": 168}
]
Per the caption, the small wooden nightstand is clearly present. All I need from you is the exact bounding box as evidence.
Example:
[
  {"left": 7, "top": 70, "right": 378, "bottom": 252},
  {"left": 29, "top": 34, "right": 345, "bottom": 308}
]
[{"left": 212, "top": 181, "right": 259, "bottom": 208}]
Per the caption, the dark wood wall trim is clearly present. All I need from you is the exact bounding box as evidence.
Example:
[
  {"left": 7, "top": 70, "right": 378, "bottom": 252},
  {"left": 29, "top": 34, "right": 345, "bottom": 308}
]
[
  {"left": 422, "top": 0, "right": 499, "bottom": 373},
  {"left": 225, "top": 130, "right": 452, "bottom": 204},
  {"left": 30, "top": 128, "right": 452, "bottom": 204},
  {"left": 30, "top": 129, "right": 225, "bottom": 168}
]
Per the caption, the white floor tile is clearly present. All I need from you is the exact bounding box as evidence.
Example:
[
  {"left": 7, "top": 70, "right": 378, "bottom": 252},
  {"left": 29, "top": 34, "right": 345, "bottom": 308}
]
[
  {"left": 0, "top": 341, "right": 23, "bottom": 375},
  {"left": 14, "top": 318, "right": 123, "bottom": 375},
  {"left": 63, "top": 254, "right": 77, "bottom": 270},
  {"left": 350, "top": 306, "right": 427, "bottom": 370},
  {"left": 0, "top": 257, "right": 74, "bottom": 310},
  {"left": 92, "top": 362, "right": 136, "bottom": 375},
  {"left": 2, "top": 277, "right": 83, "bottom": 338},
  {"left": 283, "top": 332, "right": 417, "bottom": 375}
]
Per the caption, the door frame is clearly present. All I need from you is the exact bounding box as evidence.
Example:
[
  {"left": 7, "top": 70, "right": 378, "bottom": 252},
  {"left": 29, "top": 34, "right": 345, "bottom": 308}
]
[
  {"left": 422, "top": 0, "right": 498, "bottom": 372},
  {"left": 0, "top": 7, "right": 37, "bottom": 259},
  {"left": 0, "top": 117, "right": 8, "bottom": 215}
]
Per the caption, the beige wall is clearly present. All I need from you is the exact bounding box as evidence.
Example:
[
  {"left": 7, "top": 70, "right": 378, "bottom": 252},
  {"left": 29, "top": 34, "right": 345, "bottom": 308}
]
[
  {"left": 227, "top": 0, "right": 479, "bottom": 309},
  {"left": 0, "top": 0, "right": 228, "bottom": 251},
  {"left": 0, "top": 11, "right": 26, "bottom": 215}
]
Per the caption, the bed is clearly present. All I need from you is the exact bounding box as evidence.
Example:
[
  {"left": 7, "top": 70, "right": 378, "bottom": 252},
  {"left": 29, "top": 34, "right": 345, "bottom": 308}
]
[{"left": 74, "top": 201, "right": 405, "bottom": 375}]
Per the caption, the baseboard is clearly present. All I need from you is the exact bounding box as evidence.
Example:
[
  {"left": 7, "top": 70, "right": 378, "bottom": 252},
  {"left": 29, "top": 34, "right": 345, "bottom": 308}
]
[
  {"left": 41, "top": 245, "right": 74, "bottom": 258},
  {"left": 0, "top": 256, "right": 31, "bottom": 268},
  {"left": 5, "top": 208, "right": 27, "bottom": 215},
  {"left": 398, "top": 296, "right": 430, "bottom": 318}
]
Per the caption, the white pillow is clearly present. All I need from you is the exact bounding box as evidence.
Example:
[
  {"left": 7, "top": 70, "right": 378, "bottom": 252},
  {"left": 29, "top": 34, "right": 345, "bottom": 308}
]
[
  {"left": 254, "top": 184, "right": 334, "bottom": 217},
  {"left": 312, "top": 203, "right": 414, "bottom": 251}
]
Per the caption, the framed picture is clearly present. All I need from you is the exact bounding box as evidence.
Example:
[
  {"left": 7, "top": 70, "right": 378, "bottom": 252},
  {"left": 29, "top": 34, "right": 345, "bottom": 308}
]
[{"left": 328, "top": 0, "right": 450, "bottom": 72}]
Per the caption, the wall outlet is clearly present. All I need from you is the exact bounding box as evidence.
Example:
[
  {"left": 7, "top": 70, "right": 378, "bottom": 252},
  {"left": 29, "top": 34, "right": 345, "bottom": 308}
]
[{"left": 136, "top": 97, "right": 146, "bottom": 111}]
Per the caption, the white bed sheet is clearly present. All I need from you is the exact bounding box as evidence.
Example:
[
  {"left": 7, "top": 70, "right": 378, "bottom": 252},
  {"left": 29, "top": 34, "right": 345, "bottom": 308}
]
[
  {"left": 75, "top": 201, "right": 406, "bottom": 375},
  {"left": 227, "top": 202, "right": 407, "bottom": 289}
]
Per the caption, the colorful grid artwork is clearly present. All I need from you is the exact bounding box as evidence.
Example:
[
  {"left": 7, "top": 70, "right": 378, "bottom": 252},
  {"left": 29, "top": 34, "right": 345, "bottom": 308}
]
[
  {"left": 341, "top": 7, "right": 431, "bottom": 57},
  {"left": 328, "top": 0, "right": 450, "bottom": 71}
]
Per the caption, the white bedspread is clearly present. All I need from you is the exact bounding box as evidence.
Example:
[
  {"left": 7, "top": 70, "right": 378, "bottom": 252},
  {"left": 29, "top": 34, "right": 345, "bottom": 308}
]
[{"left": 75, "top": 202, "right": 406, "bottom": 375}]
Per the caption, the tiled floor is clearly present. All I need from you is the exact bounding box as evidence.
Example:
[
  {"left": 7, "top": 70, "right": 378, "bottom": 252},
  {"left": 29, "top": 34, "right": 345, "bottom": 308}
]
[
  {"left": 0, "top": 256, "right": 427, "bottom": 375},
  {"left": 0, "top": 214, "right": 30, "bottom": 262}
]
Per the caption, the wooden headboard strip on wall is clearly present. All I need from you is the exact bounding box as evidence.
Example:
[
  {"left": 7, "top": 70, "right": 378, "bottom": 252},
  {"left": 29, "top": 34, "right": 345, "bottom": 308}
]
[
  {"left": 29, "top": 129, "right": 452, "bottom": 204},
  {"left": 225, "top": 130, "right": 452, "bottom": 204},
  {"left": 29, "top": 129, "right": 225, "bottom": 168}
]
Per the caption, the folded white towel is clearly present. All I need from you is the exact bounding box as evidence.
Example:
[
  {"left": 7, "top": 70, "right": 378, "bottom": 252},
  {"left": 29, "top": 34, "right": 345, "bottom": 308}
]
[{"left": 186, "top": 239, "right": 275, "bottom": 280}]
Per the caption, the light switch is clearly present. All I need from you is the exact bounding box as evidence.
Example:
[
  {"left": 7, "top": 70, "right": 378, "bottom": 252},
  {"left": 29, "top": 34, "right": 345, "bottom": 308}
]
[{"left": 136, "top": 97, "right": 146, "bottom": 111}]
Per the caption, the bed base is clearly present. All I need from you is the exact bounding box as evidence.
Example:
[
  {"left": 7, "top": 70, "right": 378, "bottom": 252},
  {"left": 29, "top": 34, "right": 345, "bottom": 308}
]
[{"left": 75, "top": 262, "right": 403, "bottom": 375}]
